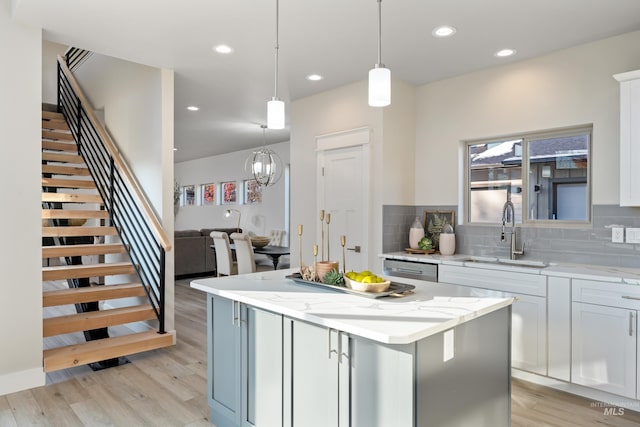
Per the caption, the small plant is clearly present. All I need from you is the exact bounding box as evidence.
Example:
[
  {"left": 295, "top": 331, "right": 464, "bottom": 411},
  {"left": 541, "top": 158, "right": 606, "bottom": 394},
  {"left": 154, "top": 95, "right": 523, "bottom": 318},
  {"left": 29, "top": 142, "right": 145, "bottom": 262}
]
[{"left": 323, "top": 268, "right": 344, "bottom": 286}]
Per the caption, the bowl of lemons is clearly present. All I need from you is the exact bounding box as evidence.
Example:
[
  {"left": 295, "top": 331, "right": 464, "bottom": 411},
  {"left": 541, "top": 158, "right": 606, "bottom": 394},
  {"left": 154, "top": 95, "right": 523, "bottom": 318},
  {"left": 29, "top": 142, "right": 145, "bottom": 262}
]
[{"left": 343, "top": 270, "right": 390, "bottom": 293}]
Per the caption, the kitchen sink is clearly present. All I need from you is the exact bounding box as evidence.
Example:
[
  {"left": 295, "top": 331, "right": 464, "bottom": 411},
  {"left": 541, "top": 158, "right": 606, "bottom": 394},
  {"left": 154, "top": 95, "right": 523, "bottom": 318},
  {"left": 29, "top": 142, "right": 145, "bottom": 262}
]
[{"left": 461, "top": 256, "right": 549, "bottom": 269}]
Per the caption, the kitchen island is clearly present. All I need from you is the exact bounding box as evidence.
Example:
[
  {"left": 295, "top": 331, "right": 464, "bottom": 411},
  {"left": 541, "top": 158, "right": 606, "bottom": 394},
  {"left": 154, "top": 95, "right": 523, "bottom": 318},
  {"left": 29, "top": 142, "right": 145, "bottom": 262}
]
[{"left": 191, "top": 269, "right": 514, "bottom": 427}]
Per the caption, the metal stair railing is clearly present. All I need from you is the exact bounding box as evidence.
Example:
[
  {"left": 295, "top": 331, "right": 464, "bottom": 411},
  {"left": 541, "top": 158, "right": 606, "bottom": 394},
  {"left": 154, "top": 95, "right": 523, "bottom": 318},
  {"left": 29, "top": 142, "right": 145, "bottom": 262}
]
[{"left": 56, "top": 48, "right": 171, "bottom": 334}]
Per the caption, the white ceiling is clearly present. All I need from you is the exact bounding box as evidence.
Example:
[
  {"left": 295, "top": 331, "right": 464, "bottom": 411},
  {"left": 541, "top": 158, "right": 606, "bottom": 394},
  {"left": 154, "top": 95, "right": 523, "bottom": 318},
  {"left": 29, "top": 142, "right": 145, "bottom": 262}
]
[{"left": 13, "top": 0, "right": 640, "bottom": 162}]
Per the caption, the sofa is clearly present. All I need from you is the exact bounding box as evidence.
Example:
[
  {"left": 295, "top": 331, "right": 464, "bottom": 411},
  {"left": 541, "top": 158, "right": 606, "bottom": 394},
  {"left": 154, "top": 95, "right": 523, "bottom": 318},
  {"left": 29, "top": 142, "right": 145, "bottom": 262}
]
[{"left": 174, "top": 228, "right": 240, "bottom": 277}]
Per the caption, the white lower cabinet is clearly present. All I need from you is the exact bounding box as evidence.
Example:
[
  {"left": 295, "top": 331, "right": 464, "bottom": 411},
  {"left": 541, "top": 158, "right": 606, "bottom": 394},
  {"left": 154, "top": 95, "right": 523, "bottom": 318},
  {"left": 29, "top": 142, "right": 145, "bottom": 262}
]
[
  {"left": 572, "top": 302, "right": 636, "bottom": 398},
  {"left": 571, "top": 279, "right": 640, "bottom": 399},
  {"left": 208, "top": 295, "right": 283, "bottom": 427},
  {"left": 439, "top": 264, "right": 547, "bottom": 375}
]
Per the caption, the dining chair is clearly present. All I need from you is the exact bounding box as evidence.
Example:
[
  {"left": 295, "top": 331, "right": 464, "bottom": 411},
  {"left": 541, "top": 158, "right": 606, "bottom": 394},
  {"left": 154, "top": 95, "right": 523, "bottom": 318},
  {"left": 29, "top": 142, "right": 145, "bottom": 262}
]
[
  {"left": 231, "top": 232, "right": 271, "bottom": 274},
  {"left": 210, "top": 231, "right": 237, "bottom": 276}
]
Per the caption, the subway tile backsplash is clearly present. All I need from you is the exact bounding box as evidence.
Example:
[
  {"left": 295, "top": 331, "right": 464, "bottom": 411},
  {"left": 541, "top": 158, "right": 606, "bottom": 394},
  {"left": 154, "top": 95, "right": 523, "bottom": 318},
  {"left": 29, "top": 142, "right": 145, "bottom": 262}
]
[{"left": 383, "top": 204, "right": 640, "bottom": 269}]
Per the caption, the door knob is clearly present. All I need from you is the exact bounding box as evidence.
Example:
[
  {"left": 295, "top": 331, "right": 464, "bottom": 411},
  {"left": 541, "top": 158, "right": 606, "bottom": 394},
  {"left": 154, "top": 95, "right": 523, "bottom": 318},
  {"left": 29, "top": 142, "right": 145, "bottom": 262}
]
[{"left": 346, "top": 246, "right": 361, "bottom": 253}]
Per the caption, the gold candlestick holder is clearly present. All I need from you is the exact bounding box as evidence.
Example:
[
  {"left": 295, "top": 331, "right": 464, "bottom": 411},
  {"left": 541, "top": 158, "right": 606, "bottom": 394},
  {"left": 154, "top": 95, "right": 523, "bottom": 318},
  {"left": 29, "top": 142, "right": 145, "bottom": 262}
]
[
  {"left": 340, "top": 235, "right": 346, "bottom": 273},
  {"left": 326, "top": 213, "right": 331, "bottom": 261},
  {"left": 297, "top": 224, "right": 303, "bottom": 269},
  {"left": 319, "top": 210, "right": 325, "bottom": 261}
]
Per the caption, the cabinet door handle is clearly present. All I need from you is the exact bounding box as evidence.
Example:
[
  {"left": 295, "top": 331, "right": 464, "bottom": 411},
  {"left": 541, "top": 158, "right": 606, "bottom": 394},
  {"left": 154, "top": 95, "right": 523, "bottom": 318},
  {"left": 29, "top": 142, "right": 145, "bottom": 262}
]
[
  {"left": 630, "top": 312, "right": 634, "bottom": 337},
  {"left": 231, "top": 300, "right": 236, "bottom": 326},
  {"left": 338, "top": 332, "right": 350, "bottom": 364},
  {"left": 622, "top": 295, "right": 640, "bottom": 301},
  {"left": 328, "top": 329, "right": 338, "bottom": 359}
]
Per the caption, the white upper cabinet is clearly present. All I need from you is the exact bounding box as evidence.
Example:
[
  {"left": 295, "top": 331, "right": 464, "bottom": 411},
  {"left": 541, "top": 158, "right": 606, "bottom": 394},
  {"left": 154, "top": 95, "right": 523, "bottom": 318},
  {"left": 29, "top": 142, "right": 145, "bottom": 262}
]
[{"left": 614, "top": 70, "right": 640, "bottom": 206}]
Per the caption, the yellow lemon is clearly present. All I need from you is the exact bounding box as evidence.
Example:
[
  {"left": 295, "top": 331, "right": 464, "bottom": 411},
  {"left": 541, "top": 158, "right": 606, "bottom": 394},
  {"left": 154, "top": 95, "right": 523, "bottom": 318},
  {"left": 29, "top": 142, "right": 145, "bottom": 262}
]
[
  {"left": 355, "top": 274, "right": 366, "bottom": 282},
  {"left": 362, "top": 276, "right": 374, "bottom": 283},
  {"left": 360, "top": 270, "right": 373, "bottom": 277}
]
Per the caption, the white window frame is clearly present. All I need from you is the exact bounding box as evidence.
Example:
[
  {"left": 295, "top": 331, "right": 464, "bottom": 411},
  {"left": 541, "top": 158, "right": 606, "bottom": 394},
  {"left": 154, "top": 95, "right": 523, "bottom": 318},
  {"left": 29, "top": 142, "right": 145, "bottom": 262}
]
[{"left": 463, "top": 125, "right": 592, "bottom": 227}]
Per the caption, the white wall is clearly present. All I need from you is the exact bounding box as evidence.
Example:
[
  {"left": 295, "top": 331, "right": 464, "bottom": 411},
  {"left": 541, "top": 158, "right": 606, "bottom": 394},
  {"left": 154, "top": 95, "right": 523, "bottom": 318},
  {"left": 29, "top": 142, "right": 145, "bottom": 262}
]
[
  {"left": 71, "top": 54, "right": 175, "bottom": 329},
  {"left": 290, "top": 78, "right": 415, "bottom": 270},
  {"left": 0, "top": 0, "right": 45, "bottom": 395},
  {"left": 415, "top": 30, "right": 640, "bottom": 207},
  {"left": 42, "top": 40, "right": 66, "bottom": 105},
  {"left": 175, "top": 141, "right": 290, "bottom": 240}
]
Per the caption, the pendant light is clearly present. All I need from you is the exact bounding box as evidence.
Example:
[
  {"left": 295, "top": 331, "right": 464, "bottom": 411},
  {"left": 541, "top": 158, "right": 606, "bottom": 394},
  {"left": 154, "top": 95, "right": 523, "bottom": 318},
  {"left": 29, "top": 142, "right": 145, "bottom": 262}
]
[
  {"left": 246, "top": 125, "right": 283, "bottom": 187},
  {"left": 368, "top": 0, "right": 391, "bottom": 107},
  {"left": 267, "top": 0, "right": 285, "bottom": 129}
]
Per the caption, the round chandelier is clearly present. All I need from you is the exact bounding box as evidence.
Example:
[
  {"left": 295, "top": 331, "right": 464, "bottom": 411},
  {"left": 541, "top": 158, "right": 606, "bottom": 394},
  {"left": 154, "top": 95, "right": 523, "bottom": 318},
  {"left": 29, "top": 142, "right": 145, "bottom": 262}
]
[{"left": 245, "top": 125, "right": 283, "bottom": 187}]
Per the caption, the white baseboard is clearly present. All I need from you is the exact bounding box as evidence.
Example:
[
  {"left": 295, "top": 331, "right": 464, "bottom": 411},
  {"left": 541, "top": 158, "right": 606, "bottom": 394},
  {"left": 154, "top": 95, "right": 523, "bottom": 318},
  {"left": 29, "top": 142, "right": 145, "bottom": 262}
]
[{"left": 0, "top": 367, "right": 45, "bottom": 397}]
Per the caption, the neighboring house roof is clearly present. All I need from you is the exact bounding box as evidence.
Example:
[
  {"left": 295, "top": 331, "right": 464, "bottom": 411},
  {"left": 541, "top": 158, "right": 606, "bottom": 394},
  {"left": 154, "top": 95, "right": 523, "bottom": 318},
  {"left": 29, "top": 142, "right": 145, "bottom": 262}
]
[{"left": 470, "top": 135, "right": 588, "bottom": 168}]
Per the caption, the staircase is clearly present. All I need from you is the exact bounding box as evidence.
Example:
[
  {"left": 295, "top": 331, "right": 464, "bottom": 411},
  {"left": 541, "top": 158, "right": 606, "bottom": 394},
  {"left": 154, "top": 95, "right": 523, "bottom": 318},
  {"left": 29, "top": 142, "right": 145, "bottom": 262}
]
[{"left": 41, "top": 110, "right": 174, "bottom": 373}]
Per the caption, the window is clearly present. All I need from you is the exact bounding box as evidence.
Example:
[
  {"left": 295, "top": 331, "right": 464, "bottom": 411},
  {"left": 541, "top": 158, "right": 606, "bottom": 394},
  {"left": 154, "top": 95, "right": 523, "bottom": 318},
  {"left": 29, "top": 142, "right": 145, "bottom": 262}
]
[{"left": 465, "top": 126, "right": 591, "bottom": 224}]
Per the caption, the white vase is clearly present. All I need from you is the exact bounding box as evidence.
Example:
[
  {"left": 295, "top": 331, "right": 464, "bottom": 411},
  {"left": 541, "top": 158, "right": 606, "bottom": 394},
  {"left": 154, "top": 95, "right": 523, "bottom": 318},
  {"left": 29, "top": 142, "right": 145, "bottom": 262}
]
[{"left": 439, "top": 233, "right": 456, "bottom": 255}]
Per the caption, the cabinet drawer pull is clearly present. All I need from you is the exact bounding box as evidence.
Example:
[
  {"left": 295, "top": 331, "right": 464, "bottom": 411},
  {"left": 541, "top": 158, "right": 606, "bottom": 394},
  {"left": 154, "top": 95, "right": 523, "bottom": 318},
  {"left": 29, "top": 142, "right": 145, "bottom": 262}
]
[
  {"left": 622, "top": 295, "right": 640, "bottom": 301},
  {"left": 231, "top": 300, "right": 236, "bottom": 326},
  {"left": 630, "top": 312, "right": 634, "bottom": 337}
]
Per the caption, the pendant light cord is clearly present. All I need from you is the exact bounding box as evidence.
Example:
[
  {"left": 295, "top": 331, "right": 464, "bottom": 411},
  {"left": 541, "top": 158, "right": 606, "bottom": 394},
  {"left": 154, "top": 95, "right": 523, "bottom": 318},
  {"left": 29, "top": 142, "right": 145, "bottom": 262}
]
[
  {"left": 273, "top": 0, "right": 280, "bottom": 99},
  {"left": 377, "top": 0, "right": 382, "bottom": 66}
]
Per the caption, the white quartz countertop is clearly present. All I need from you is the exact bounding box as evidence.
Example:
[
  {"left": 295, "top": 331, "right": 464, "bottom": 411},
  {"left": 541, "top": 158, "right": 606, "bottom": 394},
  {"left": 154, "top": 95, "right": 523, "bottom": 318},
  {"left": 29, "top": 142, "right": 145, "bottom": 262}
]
[
  {"left": 190, "top": 269, "right": 514, "bottom": 345},
  {"left": 380, "top": 251, "right": 640, "bottom": 284}
]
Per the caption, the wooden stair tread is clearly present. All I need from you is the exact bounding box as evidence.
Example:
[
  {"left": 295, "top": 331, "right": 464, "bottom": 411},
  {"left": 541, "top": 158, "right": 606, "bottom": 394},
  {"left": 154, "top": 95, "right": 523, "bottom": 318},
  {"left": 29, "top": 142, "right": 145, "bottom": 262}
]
[
  {"left": 42, "top": 193, "right": 103, "bottom": 204},
  {"left": 42, "top": 140, "right": 77, "bottom": 153},
  {"left": 43, "top": 304, "right": 155, "bottom": 337},
  {"left": 42, "top": 130, "right": 74, "bottom": 142},
  {"left": 42, "top": 164, "right": 90, "bottom": 176},
  {"left": 42, "top": 152, "right": 84, "bottom": 164},
  {"left": 42, "top": 226, "right": 117, "bottom": 238},
  {"left": 42, "top": 243, "right": 126, "bottom": 258},
  {"left": 42, "top": 262, "right": 135, "bottom": 281},
  {"left": 42, "top": 111, "right": 65, "bottom": 120},
  {"left": 43, "top": 283, "right": 147, "bottom": 307},
  {"left": 42, "top": 209, "right": 109, "bottom": 220},
  {"left": 42, "top": 177, "right": 96, "bottom": 189},
  {"left": 43, "top": 330, "right": 174, "bottom": 372},
  {"left": 42, "top": 120, "right": 69, "bottom": 132}
]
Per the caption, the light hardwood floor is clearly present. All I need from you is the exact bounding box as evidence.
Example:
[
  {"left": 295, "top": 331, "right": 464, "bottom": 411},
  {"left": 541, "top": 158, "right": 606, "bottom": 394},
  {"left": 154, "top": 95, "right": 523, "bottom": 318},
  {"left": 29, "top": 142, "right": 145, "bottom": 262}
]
[{"left": 2, "top": 277, "right": 640, "bottom": 426}]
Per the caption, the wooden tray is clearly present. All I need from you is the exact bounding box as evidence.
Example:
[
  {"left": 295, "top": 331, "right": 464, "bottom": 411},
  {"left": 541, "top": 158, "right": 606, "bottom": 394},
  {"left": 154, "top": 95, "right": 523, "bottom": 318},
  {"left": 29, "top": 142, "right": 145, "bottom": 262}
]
[
  {"left": 285, "top": 273, "right": 415, "bottom": 299},
  {"left": 404, "top": 248, "right": 435, "bottom": 254}
]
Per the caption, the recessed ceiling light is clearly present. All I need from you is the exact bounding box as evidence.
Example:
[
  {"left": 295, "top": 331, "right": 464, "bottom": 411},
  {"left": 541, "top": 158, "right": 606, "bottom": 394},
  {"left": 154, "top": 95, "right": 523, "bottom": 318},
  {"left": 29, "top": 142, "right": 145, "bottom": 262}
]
[
  {"left": 173, "top": 148, "right": 178, "bottom": 151},
  {"left": 187, "top": 106, "right": 199, "bottom": 111},
  {"left": 432, "top": 26, "right": 456, "bottom": 37},
  {"left": 214, "top": 45, "right": 233, "bottom": 54},
  {"left": 495, "top": 49, "right": 516, "bottom": 58},
  {"left": 306, "top": 74, "right": 323, "bottom": 81}
]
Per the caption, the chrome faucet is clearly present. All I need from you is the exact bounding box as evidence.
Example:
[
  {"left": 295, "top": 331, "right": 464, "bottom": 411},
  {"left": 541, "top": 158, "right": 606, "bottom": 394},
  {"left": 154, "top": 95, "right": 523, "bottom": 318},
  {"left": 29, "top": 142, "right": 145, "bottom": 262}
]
[{"left": 501, "top": 201, "right": 524, "bottom": 260}]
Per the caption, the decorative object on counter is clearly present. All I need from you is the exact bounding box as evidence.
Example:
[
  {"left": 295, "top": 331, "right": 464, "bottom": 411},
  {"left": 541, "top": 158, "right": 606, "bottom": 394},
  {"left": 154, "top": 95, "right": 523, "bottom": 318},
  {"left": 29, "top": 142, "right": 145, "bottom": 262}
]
[
  {"left": 340, "top": 235, "right": 346, "bottom": 273},
  {"left": 404, "top": 247, "right": 435, "bottom": 255},
  {"left": 344, "top": 270, "right": 390, "bottom": 292},
  {"left": 297, "top": 224, "right": 303, "bottom": 268},
  {"left": 325, "top": 212, "right": 332, "bottom": 260},
  {"left": 319, "top": 209, "right": 325, "bottom": 260},
  {"left": 439, "top": 223, "right": 456, "bottom": 255},
  {"left": 409, "top": 216, "right": 424, "bottom": 249},
  {"left": 323, "top": 268, "right": 344, "bottom": 286},
  {"left": 424, "top": 210, "right": 455, "bottom": 250},
  {"left": 313, "top": 244, "right": 318, "bottom": 280},
  {"left": 224, "top": 208, "right": 241, "bottom": 233},
  {"left": 316, "top": 260, "right": 339, "bottom": 283},
  {"left": 286, "top": 273, "right": 414, "bottom": 299}
]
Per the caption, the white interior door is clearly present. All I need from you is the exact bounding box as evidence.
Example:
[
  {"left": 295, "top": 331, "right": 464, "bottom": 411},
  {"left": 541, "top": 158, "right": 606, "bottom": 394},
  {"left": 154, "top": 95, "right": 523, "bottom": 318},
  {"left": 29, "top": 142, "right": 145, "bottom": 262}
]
[{"left": 318, "top": 144, "right": 368, "bottom": 273}]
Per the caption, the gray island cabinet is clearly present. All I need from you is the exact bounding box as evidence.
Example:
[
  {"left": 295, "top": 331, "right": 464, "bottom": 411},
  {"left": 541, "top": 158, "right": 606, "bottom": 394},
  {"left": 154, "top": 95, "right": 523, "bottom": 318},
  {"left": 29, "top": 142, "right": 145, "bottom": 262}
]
[{"left": 192, "top": 269, "right": 514, "bottom": 427}]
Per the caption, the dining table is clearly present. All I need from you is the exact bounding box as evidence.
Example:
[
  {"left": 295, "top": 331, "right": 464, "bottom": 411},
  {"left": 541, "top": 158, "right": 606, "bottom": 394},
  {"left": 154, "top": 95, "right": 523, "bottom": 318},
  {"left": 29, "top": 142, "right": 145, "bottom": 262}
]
[
  {"left": 214, "top": 244, "right": 291, "bottom": 270},
  {"left": 252, "top": 245, "right": 290, "bottom": 270}
]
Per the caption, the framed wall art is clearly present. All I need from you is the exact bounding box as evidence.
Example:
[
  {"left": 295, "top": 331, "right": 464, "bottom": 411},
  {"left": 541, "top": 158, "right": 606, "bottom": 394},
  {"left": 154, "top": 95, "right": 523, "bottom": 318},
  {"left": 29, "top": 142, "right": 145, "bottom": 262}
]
[
  {"left": 244, "top": 179, "right": 262, "bottom": 205},
  {"left": 221, "top": 181, "right": 237, "bottom": 205},
  {"left": 202, "top": 183, "right": 216, "bottom": 205},
  {"left": 183, "top": 185, "right": 196, "bottom": 206},
  {"left": 423, "top": 210, "right": 455, "bottom": 249}
]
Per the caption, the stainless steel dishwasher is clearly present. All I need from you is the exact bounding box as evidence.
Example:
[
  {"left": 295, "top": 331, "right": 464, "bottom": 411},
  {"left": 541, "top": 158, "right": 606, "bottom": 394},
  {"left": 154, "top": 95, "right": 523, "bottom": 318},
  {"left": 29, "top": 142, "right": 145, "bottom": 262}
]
[{"left": 383, "top": 259, "right": 438, "bottom": 282}]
